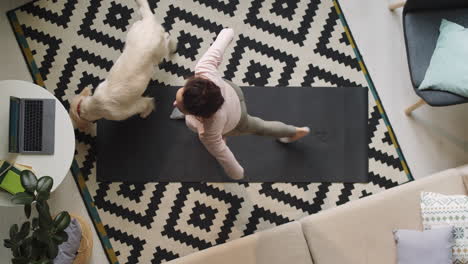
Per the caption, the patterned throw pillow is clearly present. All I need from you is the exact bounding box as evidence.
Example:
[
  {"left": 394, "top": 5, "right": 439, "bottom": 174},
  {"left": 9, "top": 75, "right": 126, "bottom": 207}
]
[{"left": 421, "top": 192, "right": 468, "bottom": 264}]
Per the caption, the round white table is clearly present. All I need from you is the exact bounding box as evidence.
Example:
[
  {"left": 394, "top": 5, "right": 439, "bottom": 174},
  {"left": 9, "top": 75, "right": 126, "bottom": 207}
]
[{"left": 0, "top": 80, "right": 75, "bottom": 206}]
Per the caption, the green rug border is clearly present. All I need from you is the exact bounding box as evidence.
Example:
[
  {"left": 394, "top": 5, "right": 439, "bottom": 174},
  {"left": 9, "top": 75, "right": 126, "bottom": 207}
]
[
  {"left": 6, "top": 1, "right": 414, "bottom": 263},
  {"left": 334, "top": 1, "right": 413, "bottom": 181}
]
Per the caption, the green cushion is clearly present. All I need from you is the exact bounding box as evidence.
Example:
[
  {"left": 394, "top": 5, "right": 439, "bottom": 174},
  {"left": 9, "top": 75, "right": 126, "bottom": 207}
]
[{"left": 419, "top": 19, "right": 468, "bottom": 98}]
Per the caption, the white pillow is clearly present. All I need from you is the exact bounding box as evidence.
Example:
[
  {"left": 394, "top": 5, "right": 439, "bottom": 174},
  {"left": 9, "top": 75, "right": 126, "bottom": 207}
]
[{"left": 421, "top": 192, "right": 468, "bottom": 263}]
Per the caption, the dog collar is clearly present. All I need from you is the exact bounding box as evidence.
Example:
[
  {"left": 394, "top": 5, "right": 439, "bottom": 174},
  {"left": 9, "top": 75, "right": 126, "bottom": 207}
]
[
  {"left": 76, "top": 98, "right": 96, "bottom": 123},
  {"left": 77, "top": 98, "right": 83, "bottom": 118}
]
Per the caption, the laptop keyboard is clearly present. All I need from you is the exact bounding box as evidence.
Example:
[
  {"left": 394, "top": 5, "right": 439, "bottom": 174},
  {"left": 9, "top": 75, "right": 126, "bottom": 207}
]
[{"left": 23, "top": 100, "right": 43, "bottom": 151}]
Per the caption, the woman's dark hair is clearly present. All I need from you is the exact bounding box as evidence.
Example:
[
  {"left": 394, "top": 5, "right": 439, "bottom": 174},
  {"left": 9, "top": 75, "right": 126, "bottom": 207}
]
[{"left": 183, "top": 76, "right": 225, "bottom": 118}]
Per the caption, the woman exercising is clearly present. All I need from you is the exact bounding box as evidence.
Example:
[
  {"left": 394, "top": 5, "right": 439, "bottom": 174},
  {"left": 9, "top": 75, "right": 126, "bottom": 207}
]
[{"left": 173, "top": 28, "right": 310, "bottom": 180}]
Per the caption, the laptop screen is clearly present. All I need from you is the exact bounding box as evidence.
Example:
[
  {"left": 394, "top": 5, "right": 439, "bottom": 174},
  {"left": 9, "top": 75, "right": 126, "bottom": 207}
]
[{"left": 9, "top": 97, "right": 20, "bottom": 153}]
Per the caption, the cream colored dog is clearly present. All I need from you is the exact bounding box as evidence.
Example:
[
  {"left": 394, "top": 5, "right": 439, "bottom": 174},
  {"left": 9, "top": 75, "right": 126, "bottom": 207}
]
[{"left": 69, "top": 0, "right": 177, "bottom": 130}]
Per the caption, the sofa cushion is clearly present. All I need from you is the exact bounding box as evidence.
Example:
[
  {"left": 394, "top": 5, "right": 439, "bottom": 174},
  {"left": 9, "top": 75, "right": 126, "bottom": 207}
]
[
  {"left": 394, "top": 227, "right": 454, "bottom": 264},
  {"left": 166, "top": 221, "right": 313, "bottom": 264},
  {"left": 462, "top": 172, "right": 468, "bottom": 190},
  {"left": 418, "top": 19, "right": 468, "bottom": 98},
  {"left": 300, "top": 166, "right": 468, "bottom": 264}
]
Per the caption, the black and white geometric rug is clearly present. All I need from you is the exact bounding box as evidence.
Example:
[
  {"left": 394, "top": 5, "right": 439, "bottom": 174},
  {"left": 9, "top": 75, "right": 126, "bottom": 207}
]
[{"left": 8, "top": 0, "right": 413, "bottom": 263}]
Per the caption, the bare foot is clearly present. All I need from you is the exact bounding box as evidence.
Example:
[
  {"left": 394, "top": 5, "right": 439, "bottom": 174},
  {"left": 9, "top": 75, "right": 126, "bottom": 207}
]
[{"left": 278, "top": 127, "right": 310, "bottom": 143}]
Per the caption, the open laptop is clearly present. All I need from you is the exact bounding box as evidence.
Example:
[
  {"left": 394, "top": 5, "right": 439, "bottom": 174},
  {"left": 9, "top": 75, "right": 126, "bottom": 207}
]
[{"left": 9, "top": 96, "right": 55, "bottom": 155}]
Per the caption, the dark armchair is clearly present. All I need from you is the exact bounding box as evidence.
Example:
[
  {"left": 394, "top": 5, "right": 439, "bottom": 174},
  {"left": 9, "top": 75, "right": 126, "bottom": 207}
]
[{"left": 389, "top": 0, "right": 468, "bottom": 115}]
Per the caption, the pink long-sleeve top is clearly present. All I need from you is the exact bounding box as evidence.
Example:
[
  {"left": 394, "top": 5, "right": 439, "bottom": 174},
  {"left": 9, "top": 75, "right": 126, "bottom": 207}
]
[{"left": 185, "top": 28, "right": 244, "bottom": 180}]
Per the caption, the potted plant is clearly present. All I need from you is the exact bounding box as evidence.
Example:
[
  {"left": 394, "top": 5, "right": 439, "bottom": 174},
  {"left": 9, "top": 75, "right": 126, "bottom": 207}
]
[{"left": 3, "top": 170, "right": 71, "bottom": 264}]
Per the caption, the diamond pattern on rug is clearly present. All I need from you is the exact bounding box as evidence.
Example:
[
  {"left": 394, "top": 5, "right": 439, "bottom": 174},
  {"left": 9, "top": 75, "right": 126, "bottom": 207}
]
[
  {"left": 162, "top": 184, "right": 243, "bottom": 250},
  {"left": 21, "top": 26, "right": 62, "bottom": 81},
  {"left": 94, "top": 182, "right": 167, "bottom": 229},
  {"left": 9, "top": 0, "right": 411, "bottom": 263},
  {"left": 187, "top": 201, "right": 219, "bottom": 232},
  {"left": 244, "top": 0, "right": 318, "bottom": 45},
  {"left": 21, "top": 0, "right": 78, "bottom": 28}
]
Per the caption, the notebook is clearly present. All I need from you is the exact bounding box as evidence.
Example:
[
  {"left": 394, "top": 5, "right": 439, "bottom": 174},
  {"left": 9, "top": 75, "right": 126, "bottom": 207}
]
[{"left": 0, "top": 160, "right": 32, "bottom": 194}]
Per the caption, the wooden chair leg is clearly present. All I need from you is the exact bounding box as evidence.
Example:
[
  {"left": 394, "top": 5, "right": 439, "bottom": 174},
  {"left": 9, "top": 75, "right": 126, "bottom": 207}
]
[
  {"left": 388, "top": 0, "right": 406, "bottom": 11},
  {"left": 405, "top": 98, "right": 426, "bottom": 116}
]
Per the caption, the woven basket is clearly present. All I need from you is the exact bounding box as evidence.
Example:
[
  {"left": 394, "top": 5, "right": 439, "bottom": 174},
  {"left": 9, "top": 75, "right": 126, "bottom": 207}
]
[{"left": 70, "top": 214, "right": 93, "bottom": 264}]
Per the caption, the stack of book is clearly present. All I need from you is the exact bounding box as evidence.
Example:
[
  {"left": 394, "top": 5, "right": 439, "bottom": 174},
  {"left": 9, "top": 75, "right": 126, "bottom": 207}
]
[{"left": 0, "top": 160, "right": 31, "bottom": 194}]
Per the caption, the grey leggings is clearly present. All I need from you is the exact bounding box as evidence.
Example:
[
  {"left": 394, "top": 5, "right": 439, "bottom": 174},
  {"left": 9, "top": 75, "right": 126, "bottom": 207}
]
[{"left": 224, "top": 80, "right": 296, "bottom": 138}]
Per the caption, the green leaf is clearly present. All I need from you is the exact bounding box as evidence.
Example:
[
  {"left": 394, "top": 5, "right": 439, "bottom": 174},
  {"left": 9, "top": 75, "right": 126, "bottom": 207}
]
[
  {"left": 36, "top": 176, "right": 53, "bottom": 194},
  {"left": 24, "top": 204, "right": 32, "bottom": 219},
  {"left": 33, "top": 229, "right": 50, "bottom": 244},
  {"left": 36, "top": 202, "right": 52, "bottom": 228},
  {"left": 19, "top": 237, "right": 32, "bottom": 258},
  {"left": 20, "top": 170, "right": 38, "bottom": 193},
  {"left": 47, "top": 242, "right": 59, "bottom": 259},
  {"left": 32, "top": 218, "right": 39, "bottom": 230},
  {"left": 53, "top": 231, "right": 68, "bottom": 244},
  {"left": 53, "top": 212, "right": 70, "bottom": 231},
  {"left": 11, "top": 192, "right": 34, "bottom": 205},
  {"left": 38, "top": 260, "right": 53, "bottom": 264},
  {"left": 12, "top": 257, "right": 28, "bottom": 264},
  {"left": 10, "top": 224, "right": 18, "bottom": 239},
  {"left": 3, "top": 239, "right": 14, "bottom": 248},
  {"left": 36, "top": 192, "right": 50, "bottom": 202},
  {"left": 12, "top": 246, "right": 21, "bottom": 257},
  {"left": 17, "top": 222, "right": 30, "bottom": 240},
  {"left": 38, "top": 217, "right": 52, "bottom": 229},
  {"left": 30, "top": 243, "right": 42, "bottom": 259}
]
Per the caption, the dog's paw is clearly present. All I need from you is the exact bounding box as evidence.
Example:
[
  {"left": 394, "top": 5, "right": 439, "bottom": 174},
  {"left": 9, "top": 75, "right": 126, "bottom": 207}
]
[
  {"left": 140, "top": 99, "right": 155, "bottom": 118},
  {"left": 140, "top": 109, "right": 152, "bottom": 119},
  {"left": 169, "top": 39, "right": 178, "bottom": 54}
]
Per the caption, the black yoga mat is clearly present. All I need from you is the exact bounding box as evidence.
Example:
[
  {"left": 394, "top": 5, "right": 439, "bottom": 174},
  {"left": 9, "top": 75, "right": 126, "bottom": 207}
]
[{"left": 97, "top": 86, "right": 368, "bottom": 183}]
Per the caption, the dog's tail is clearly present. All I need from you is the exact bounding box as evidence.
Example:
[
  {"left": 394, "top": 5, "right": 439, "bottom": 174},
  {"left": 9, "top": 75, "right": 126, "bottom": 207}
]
[{"left": 135, "top": 0, "right": 153, "bottom": 19}]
